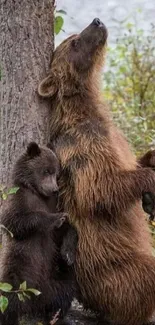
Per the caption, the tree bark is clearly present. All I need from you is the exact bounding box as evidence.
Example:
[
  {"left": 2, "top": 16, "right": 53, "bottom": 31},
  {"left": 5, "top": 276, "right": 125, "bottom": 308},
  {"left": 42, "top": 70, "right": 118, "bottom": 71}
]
[{"left": 0, "top": 0, "right": 55, "bottom": 200}]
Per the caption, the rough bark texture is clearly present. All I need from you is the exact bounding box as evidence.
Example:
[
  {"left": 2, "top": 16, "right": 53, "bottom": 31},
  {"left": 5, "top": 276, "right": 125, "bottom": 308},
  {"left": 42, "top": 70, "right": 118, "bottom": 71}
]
[{"left": 0, "top": 0, "right": 55, "bottom": 200}]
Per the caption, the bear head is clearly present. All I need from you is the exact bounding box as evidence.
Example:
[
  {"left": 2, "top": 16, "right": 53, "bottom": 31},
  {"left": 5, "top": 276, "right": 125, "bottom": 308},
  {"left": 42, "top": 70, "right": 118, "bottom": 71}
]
[
  {"left": 38, "top": 18, "right": 108, "bottom": 98},
  {"left": 13, "top": 142, "right": 59, "bottom": 197}
]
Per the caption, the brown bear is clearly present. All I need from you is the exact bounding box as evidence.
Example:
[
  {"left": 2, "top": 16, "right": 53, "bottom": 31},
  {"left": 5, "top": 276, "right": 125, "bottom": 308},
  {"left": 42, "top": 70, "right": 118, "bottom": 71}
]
[
  {"left": 38, "top": 18, "right": 155, "bottom": 325},
  {"left": 0, "top": 142, "right": 78, "bottom": 325}
]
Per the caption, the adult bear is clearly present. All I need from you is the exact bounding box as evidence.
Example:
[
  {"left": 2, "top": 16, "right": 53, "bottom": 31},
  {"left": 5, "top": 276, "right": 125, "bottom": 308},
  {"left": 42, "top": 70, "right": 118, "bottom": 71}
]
[{"left": 38, "top": 19, "right": 155, "bottom": 325}]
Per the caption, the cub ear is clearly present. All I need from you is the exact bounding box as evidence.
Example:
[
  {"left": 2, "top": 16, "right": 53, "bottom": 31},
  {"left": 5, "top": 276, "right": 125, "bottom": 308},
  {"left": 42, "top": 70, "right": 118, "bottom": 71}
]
[
  {"left": 27, "top": 142, "right": 41, "bottom": 158},
  {"left": 38, "top": 74, "right": 58, "bottom": 98}
]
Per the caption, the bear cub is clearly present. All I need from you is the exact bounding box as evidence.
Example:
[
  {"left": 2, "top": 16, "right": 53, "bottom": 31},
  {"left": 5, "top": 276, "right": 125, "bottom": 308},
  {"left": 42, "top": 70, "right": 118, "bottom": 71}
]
[{"left": 0, "top": 142, "right": 78, "bottom": 325}]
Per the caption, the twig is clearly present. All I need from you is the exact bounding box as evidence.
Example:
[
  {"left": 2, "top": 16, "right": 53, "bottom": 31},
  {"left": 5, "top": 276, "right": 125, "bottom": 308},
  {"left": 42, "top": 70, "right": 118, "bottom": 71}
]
[{"left": 50, "top": 309, "right": 61, "bottom": 324}]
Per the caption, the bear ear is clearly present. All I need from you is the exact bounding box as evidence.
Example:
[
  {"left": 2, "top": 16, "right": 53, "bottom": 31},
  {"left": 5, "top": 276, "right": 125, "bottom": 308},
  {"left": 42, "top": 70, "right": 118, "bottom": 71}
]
[
  {"left": 38, "top": 74, "right": 58, "bottom": 98},
  {"left": 27, "top": 142, "right": 41, "bottom": 158}
]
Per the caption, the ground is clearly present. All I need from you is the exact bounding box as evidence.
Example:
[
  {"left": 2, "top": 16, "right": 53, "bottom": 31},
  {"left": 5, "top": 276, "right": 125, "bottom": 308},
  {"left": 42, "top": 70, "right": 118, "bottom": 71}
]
[
  {"left": 19, "top": 299, "right": 155, "bottom": 325},
  {"left": 19, "top": 300, "right": 98, "bottom": 324}
]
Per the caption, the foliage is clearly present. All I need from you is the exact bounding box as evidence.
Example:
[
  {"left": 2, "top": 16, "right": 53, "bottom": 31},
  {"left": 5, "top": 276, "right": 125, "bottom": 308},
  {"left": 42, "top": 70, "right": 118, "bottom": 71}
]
[
  {"left": 103, "top": 20, "right": 155, "bottom": 240},
  {"left": 104, "top": 22, "right": 155, "bottom": 156},
  {"left": 0, "top": 186, "right": 19, "bottom": 200},
  {"left": 54, "top": 9, "right": 66, "bottom": 35},
  {"left": 0, "top": 281, "right": 41, "bottom": 314}
]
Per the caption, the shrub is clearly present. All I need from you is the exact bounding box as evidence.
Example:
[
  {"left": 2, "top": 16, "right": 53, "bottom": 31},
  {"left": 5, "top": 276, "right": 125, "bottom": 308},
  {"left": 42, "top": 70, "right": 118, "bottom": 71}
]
[{"left": 104, "top": 22, "right": 155, "bottom": 156}]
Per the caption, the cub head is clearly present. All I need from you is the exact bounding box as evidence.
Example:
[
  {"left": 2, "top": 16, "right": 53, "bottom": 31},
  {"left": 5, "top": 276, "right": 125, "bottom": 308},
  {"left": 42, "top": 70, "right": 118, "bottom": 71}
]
[
  {"left": 13, "top": 142, "right": 59, "bottom": 197},
  {"left": 38, "top": 18, "right": 108, "bottom": 98}
]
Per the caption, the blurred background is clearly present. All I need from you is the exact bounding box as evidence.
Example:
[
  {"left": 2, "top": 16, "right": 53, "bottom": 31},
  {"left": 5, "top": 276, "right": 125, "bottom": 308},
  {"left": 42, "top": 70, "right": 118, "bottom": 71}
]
[{"left": 55, "top": 0, "right": 155, "bottom": 156}]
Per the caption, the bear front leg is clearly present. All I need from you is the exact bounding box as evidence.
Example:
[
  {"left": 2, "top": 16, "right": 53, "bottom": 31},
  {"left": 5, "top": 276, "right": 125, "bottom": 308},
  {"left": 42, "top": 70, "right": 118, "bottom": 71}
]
[
  {"left": 2, "top": 211, "right": 65, "bottom": 240},
  {"left": 138, "top": 150, "right": 155, "bottom": 169},
  {"left": 111, "top": 168, "right": 155, "bottom": 217}
]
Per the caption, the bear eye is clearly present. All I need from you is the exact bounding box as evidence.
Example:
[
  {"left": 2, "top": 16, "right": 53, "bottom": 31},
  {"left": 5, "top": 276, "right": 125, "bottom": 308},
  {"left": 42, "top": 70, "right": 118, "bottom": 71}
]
[{"left": 71, "top": 39, "right": 79, "bottom": 50}]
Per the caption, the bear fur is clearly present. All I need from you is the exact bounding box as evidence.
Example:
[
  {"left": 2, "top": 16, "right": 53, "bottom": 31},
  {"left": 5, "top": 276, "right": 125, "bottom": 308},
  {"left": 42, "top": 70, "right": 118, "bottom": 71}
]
[
  {"left": 139, "top": 149, "right": 155, "bottom": 170},
  {"left": 140, "top": 150, "right": 155, "bottom": 221},
  {"left": 38, "top": 18, "right": 155, "bottom": 325},
  {"left": 0, "top": 142, "right": 78, "bottom": 325}
]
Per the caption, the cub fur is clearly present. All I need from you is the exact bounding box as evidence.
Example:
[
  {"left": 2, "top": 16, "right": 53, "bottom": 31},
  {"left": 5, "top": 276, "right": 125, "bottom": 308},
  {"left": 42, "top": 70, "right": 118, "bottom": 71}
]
[{"left": 0, "top": 142, "right": 77, "bottom": 325}]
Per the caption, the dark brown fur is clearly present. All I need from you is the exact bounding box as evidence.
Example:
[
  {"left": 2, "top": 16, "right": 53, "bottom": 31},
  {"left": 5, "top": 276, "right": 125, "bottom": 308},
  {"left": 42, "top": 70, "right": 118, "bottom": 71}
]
[
  {"left": 139, "top": 150, "right": 155, "bottom": 221},
  {"left": 38, "top": 19, "right": 155, "bottom": 325},
  {"left": 0, "top": 143, "right": 77, "bottom": 325},
  {"left": 139, "top": 150, "right": 155, "bottom": 170}
]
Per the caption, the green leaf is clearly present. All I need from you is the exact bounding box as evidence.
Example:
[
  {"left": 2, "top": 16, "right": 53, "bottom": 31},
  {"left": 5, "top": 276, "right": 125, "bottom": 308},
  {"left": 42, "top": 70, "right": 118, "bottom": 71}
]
[
  {"left": 19, "top": 281, "right": 27, "bottom": 291},
  {"left": 54, "top": 16, "right": 64, "bottom": 35},
  {"left": 119, "top": 66, "right": 127, "bottom": 74},
  {"left": 7, "top": 187, "right": 19, "bottom": 195},
  {"left": 0, "top": 225, "right": 14, "bottom": 238},
  {"left": 0, "top": 296, "right": 8, "bottom": 313},
  {"left": 17, "top": 293, "right": 25, "bottom": 302},
  {"left": 137, "top": 8, "right": 142, "bottom": 13},
  {"left": 27, "top": 288, "right": 41, "bottom": 296},
  {"left": 56, "top": 9, "right": 67, "bottom": 15},
  {"left": 0, "top": 282, "right": 13, "bottom": 292},
  {"left": 23, "top": 292, "right": 31, "bottom": 300},
  {"left": 2, "top": 193, "right": 7, "bottom": 200},
  {"left": 126, "top": 22, "right": 134, "bottom": 30}
]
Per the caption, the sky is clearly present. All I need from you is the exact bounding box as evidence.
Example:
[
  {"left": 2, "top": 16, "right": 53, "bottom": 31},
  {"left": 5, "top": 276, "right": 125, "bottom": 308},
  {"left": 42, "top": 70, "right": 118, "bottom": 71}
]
[{"left": 55, "top": 0, "right": 154, "bottom": 46}]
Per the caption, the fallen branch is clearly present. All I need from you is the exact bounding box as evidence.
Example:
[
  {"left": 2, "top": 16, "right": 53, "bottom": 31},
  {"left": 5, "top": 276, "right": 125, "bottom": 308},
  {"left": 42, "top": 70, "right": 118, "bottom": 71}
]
[{"left": 50, "top": 309, "right": 61, "bottom": 324}]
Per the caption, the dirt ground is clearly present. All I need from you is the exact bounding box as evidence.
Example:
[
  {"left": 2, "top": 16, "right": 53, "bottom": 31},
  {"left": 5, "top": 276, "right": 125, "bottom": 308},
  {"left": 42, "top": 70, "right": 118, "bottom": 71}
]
[{"left": 17, "top": 300, "right": 155, "bottom": 325}]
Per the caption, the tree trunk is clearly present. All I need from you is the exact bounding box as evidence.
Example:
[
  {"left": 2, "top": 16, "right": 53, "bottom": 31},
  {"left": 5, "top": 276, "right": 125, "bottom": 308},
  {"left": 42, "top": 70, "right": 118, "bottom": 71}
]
[{"left": 0, "top": 0, "right": 55, "bottom": 202}]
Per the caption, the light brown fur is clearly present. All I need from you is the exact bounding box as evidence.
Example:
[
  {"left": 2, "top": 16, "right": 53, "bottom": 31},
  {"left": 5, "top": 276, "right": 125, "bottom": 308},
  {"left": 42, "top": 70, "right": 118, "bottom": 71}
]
[{"left": 38, "top": 19, "right": 155, "bottom": 325}]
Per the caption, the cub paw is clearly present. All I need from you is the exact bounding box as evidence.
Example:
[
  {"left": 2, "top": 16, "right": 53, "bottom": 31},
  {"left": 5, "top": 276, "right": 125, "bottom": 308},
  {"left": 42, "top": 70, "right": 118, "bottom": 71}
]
[
  {"left": 51, "top": 212, "right": 69, "bottom": 228},
  {"left": 60, "top": 212, "right": 69, "bottom": 220},
  {"left": 55, "top": 216, "right": 66, "bottom": 228}
]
